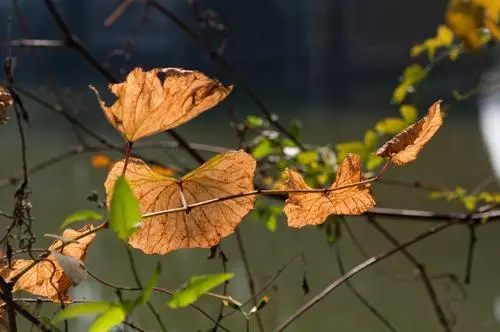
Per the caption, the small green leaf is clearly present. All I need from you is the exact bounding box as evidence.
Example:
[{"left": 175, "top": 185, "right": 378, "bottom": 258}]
[
  {"left": 53, "top": 302, "right": 110, "bottom": 323},
  {"left": 266, "top": 214, "right": 277, "bottom": 232},
  {"left": 366, "top": 154, "right": 385, "bottom": 171},
  {"left": 429, "top": 191, "right": 443, "bottom": 199},
  {"left": 168, "top": 273, "right": 234, "bottom": 309},
  {"left": 400, "top": 105, "right": 418, "bottom": 123},
  {"left": 252, "top": 139, "right": 274, "bottom": 159},
  {"left": 109, "top": 176, "right": 142, "bottom": 241},
  {"left": 288, "top": 119, "right": 302, "bottom": 140},
  {"left": 462, "top": 196, "right": 477, "bottom": 212},
  {"left": 60, "top": 210, "right": 103, "bottom": 229},
  {"left": 137, "top": 263, "right": 161, "bottom": 306},
  {"left": 89, "top": 304, "right": 126, "bottom": 332},
  {"left": 296, "top": 151, "right": 318, "bottom": 165},
  {"left": 375, "top": 118, "right": 406, "bottom": 135},
  {"left": 246, "top": 115, "right": 264, "bottom": 128},
  {"left": 336, "top": 142, "right": 364, "bottom": 162},
  {"left": 363, "top": 130, "right": 379, "bottom": 150}
]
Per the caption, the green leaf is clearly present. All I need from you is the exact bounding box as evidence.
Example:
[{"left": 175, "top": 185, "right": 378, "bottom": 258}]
[
  {"left": 366, "top": 154, "right": 385, "bottom": 171},
  {"left": 53, "top": 302, "right": 110, "bottom": 322},
  {"left": 246, "top": 115, "right": 264, "bottom": 128},
  {"left": 109, "top": 176, "right": 142, "bottom": 241},
  {"left": 252, "top": 139, "right": 274, "bottom": 159},
  {"left": 60, "top": 210, "right": 103, "bottom": 229},
  {"left": 462, "top": 196, "right": 477, "bottom": 212},
  {"left": 136, "top": 263, "right": 161, "bottom": 306},
  {"left": 400, "top": 105, "right": 418, "bottom": 123},
  {"left": 89, "top": 304, "right": 126, "bottom": 332},
  {"left": 335, "top": 142, "right": 364, "bottom": 162},
  {"left": 168, "top": 273, "right": 234, "bottom": 309},
  {"left": 363, "top": 130, "right": 379, "bottom": 150},
  {"left": 288, "top": 119, "right": 302, "bottom": 140},
  {"left": 375, "top": 118, "right": 406, "bottom": 135},
  {"left": 266, "top": 214, "right": 277, "bottom": 232},
  {"left": 296, "top": 151, "right": 318, "bottom": 165}
]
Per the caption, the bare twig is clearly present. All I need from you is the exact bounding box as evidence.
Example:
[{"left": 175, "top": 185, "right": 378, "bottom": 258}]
[{"left": 273, "top": 220, "right": 457, "bottom": 332}]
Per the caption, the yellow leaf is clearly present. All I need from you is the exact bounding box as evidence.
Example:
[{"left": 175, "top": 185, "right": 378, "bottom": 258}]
[
  {"left": 410, "top": 44, "right": 426, "bottom": 57},
  {"left": 436, "top": 25, "right": 454, "bottom": 45},
  {"left": 400, "top": 105, "right": 418, "bottom": 123},
  {"left": 375, "top": 118, "right": 406, "bottom": 135},
  {"left": 449, "top": 46, "right": 462, "bottom": 60},
  {"left": 446, "top": 0, "right": 484, "bottom": 51},
  {"left": 283, "top": 153, "right": 375, "bottom": 228},
  {"left": 0, "top": 225, "right": 95, "bottom": 302},
  {"left": 392, "top": 83, "right": 409, "bottom": 103},
  {"left": 376, "top": 100, "right": 443, "bottom": 166},
  {"left": 90, "top": 67, "right": 232, "bottom": 142},
  {"left": 104, "top": 151, "right": 256, "bottom": 255}
]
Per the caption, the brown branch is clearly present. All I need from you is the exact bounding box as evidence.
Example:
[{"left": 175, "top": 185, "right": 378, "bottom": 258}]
[
  {"left": 367, "top": 216, "right": 452, "bottom": 332},
  {"left": 235, "top": 230, "right": 265, "bottom": 332},
  {"left": 273, "top": 220, "right": 457, "bottom": 332}
]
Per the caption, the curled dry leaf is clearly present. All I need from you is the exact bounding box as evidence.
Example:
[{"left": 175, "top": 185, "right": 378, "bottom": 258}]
[
  {"left": 0, "top": 225, "right": 95, "bottom": 302},
  {"left": 376, "top": 100, "right": 443, "bottom": 166},
  {"left": 90, "top": 67, "right": 233, "bottom": 142},
  {"left": 104, "top": 150, "right": 256, "bottom": 255},
  {"left": 284, "top": 153, "right": 375, "bottom": 228}
]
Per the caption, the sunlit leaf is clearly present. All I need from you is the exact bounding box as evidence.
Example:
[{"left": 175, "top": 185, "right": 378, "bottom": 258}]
[
  {"left": 105, "top": 150, "right": 256, "bottom": 255},
  {"left": 252, "top": 139, "right": 275, "bottom": 159},
  {"left": 89, "top": 304, "right": 126, "bottom": 332},
  {"left": 446, "top": 0, "right": 484, "bottom": 50},
  {"left": 363, "top": 130, "right": 378, "bottom": 150},
  {"left": 136, "top": 263, "right": 161, "bottom": 305},
  {"left": 366, "top": 154, "right": 385, "bottom": 171},
  {"left": 109, "top": 176, "right": 142, "bottom": 241},
  {"left": 53, "top": 302, "right": 111, "bottom": 322},
  {"left": 246, "top": 115, "right": 264, "bottom": 128},
  {"left": 91, "top": 155, "right": 111, "bottom": 169},
  {"left": 336, "top": 141, "right": 364, "bottom": 162},
  {"left": 284, "top": 153, "right": 375, "bottom": 227},
  {"left": 0, "top": 225, "right": 96, "bottom": 301},
  {"left": 296, "top": 151, "right": 318, "bottom": 165},
  {"left": 90, "top": 67, "right": 232, "bottom": 142},
  {"left": 400, "top": 105, "right": 418, "bottom": 124},
  {"left": 168, "top": 273, "right": 234, "bottom": 309},
  {"left": 376, "top": 100, "right": 443, "bottom": 166},
  {"left": 375, "top": 118, "right": 406, "bottom": 135},
  {"left": 60, "top": 210, "right": 103, "bottom": 229}
]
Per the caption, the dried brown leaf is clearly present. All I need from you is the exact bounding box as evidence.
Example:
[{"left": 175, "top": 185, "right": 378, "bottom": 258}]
[
  {"left": 90, "top": 67, "right": 232, "bottom": 142},
  {"left": 284, "top": 153, "right": 375, "bottom": 228},
  {"left": 376, "top": 100, "right": 443, "bottom": 166},
  {"left": 0, "top": 225, "right": 95, "bottom": 302},
  {"left": 104, "top": 150, "right": 256, "bottom": 255}
]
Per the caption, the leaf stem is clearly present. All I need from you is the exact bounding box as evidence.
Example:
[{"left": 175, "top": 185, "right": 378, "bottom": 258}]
[{"left": 122, "top": 141, "right": 134, "bottom": 176}]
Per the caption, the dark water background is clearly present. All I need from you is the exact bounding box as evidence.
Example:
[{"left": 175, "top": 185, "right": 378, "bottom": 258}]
[{"left": 0, "top": 1, "right": 499, "bottom": 331}]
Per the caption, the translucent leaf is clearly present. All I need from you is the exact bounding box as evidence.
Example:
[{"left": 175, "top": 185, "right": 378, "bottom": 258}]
[
  {"left": 60, "top": 210, "right": 103, "bottom": 229},
  {"left": 53, "top": 302, "right": 110, "bottom": 322},
  {"left": 284, "top": 153, "right": 375, "bottom": 227},
  {"left": 90, "top": 67, "right": 232, "bottom": 142},
  {"left": 400, "top": 105, "right": 418, "bottom": 124},
  {"left": 168, "top": 273, "right": 234, "bottom": 309},
  {"left": 376, "top": 100, "right": 443, "bottom": 166},
  {"left": 363, "top": 130, "right": 379, "bottom": 150},
  {"left": 89, "top": 304, "right": 126, "bottom": 332},
  {"left": 0, "top": 225, "right": 96, "bottom": 301},
  {"left": 136, "top": 263, "right": 161, "bottom": 306},
  {"left": 104, "top": 151, "right": 256, "bottom": 255},
  {"left": 375, "top": 118, "right": 406, "bottom": 135},
  {"left": 246, "top": 115, "right": 264, "bottom": 128},
  {"left": 446, "top": 0, "right": 483, "bottom": 50},
  {"left": 252, "top": 139, "right": 274, "bottom": 159},
  {"left": 296, "top": 151, "right": 318, "bottom": 165},
  {"left": 109, "top": 176, "right": 142, "bottom": 241},
  {"left": 91, "top": 155, "right": 111, "bottom": 169}
]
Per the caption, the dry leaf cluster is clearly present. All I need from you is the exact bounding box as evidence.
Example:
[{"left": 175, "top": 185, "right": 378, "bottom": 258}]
[{"left": 0, "top": 226, "right": 95, "bottom": 301}]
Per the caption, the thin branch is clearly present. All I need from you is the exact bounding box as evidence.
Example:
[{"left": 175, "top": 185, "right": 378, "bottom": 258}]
[
  {"left": 367, "top": 216, "right": 452, "bottom": 332},
  {"left": 273, "top": 220, "right": 457, "bottom": 332},
  {"left": 235, "top": 229, "right": 265, "bottom": 332},
  {"left": 333, "top": 239, "right": 400, "bottom": 332}
]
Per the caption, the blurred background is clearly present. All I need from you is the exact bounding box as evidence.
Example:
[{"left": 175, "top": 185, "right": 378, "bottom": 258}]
[{"left": 1, "top": 0, "right": 500, "bottom": 331}]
